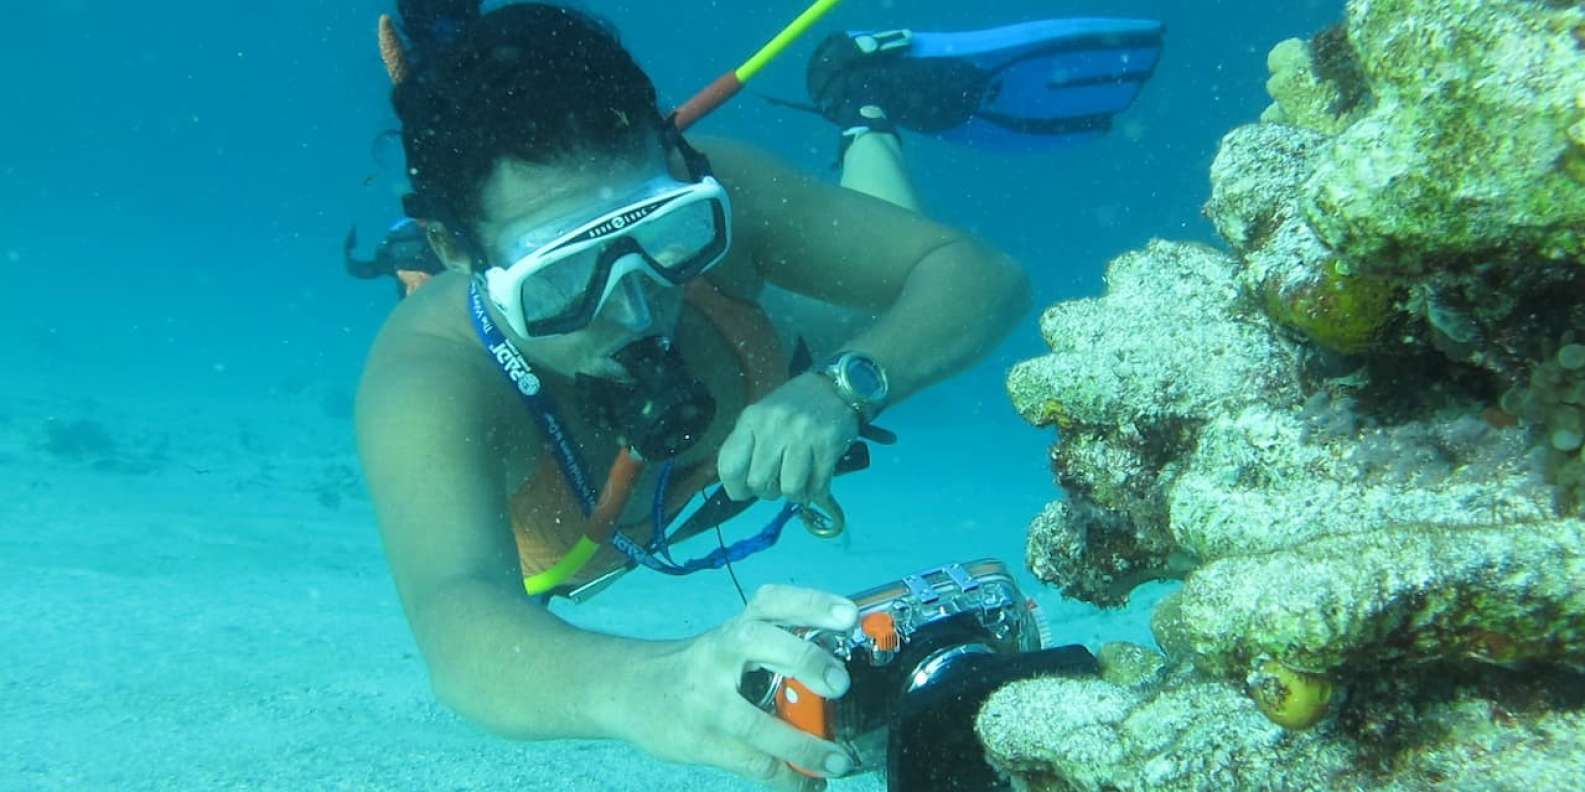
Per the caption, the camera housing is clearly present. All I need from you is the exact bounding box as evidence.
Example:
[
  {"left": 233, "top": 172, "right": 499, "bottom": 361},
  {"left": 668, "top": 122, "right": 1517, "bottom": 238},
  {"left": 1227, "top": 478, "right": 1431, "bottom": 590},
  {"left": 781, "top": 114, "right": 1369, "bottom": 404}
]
[{"left": 742, "top": 559, "right": 1054, "bottom": 777}]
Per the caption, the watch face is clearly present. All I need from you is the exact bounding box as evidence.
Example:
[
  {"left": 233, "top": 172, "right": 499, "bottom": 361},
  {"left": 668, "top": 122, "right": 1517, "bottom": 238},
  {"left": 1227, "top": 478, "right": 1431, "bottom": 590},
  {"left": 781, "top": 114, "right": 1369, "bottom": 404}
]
[{"left": 843, "top": 356, "right": 887, "bottom": 401}]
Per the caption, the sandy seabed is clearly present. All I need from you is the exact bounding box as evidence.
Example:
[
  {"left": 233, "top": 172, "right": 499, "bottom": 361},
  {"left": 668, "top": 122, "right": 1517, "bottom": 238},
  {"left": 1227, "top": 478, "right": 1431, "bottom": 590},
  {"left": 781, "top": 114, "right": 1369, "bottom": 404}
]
[{"left": 1, "top": 373, "right": 1161, "bottom": 792}]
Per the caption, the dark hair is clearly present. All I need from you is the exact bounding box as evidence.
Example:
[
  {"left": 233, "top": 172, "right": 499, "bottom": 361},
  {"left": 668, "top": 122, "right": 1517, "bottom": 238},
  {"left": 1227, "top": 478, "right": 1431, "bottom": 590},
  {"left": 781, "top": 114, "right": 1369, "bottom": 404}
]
[
  {"left": 397, "top": 0, "right": 481, "bottom": 64},
  {"left": 394, "top": 3, "right": 665, "bottom": 231}
]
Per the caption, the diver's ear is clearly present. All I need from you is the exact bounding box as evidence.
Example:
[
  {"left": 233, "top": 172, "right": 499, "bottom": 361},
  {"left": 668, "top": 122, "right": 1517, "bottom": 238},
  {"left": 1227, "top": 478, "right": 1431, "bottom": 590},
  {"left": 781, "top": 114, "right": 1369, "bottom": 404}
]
[{"left": 422, "top": 221, "right": 478, "bottom": 275}]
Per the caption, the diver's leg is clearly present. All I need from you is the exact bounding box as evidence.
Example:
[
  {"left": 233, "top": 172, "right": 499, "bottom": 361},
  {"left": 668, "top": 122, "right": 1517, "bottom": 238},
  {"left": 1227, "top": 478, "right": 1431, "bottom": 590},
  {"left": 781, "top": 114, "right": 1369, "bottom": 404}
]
[
  {"left": 838, "top": 125, "right": 921, "bottom": 212},
  {"left": 808, "top": 32, "right": 923, "bottom": 211}
]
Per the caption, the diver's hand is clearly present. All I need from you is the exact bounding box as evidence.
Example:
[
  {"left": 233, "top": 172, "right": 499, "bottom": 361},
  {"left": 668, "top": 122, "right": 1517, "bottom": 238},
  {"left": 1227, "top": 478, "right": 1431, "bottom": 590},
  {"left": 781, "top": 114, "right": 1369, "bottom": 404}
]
[
  {"left": 718, "top": 373, "right": 859, "bottom": 504},
  {"left": 618, "top": 585, "right": 860, "bottom": 791}
]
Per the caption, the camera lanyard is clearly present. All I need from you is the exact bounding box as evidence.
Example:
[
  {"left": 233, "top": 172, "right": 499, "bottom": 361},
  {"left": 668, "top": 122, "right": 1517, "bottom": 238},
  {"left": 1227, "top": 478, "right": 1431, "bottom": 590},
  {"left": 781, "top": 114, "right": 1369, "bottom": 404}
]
[{"left": 467, "top": 280, "right": 794, "bottom": 588}]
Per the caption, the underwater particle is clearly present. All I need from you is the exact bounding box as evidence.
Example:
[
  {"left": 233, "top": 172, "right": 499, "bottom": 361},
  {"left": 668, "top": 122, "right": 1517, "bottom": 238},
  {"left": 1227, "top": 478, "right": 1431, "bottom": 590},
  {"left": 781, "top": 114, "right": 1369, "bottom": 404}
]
[{"left": 1246, "top": 658, "right": 1334, "bottom": 730}]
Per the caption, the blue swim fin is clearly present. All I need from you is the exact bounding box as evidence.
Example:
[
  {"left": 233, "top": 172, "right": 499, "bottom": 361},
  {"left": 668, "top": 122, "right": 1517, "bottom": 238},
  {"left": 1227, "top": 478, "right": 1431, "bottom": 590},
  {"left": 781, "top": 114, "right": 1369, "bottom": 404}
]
[{"left": 806, "top": 18, "right": 1164, "bottom": 151}]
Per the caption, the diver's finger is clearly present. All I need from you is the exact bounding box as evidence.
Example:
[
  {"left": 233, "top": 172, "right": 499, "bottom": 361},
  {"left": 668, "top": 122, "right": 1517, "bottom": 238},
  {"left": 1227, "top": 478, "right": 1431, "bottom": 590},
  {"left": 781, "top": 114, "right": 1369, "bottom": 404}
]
[
  {"left": 722, "top": 701, "right": 851, "bottom": 782},
  {"left": 808, "top": 447, "right": 836, "bottom": 504},
  {"left": 746, "top": 436, "right": 785, "bottom": 501},
  {"left": 780, "top": 444, "right": 815, "bottom": 504},
  {"left": 743, "top": 584, "right": 859, "bottom": 632},
  {"left": 712, "top": 734, "right": 832, "bottom": 791},
  {"left": 718, "top": 426, "right": 755, "bottom": 501},
  {"left": 724, "top": 620, "right": 849, "bottom": 700}
]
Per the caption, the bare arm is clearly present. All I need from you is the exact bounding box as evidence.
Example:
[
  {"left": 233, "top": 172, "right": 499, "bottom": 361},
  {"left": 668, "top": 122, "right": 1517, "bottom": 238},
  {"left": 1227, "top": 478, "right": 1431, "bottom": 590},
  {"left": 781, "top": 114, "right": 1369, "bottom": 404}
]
[
  {"left": 704, "top": 137, "right": 1032, "bottom": 405},
  {"left": 355, "top": 334, "right": 667, "bottom": 742}
]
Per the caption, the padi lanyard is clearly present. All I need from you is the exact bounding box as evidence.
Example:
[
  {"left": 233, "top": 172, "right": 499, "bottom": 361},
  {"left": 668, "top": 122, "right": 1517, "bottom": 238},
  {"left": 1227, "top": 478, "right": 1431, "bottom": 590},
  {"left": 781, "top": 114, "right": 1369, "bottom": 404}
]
[
  {"left": 467, "top": 280, "right": 795, "bottom": 580},
  {"left": 468, "top": 280, "right": 600, "bottom": 516}
]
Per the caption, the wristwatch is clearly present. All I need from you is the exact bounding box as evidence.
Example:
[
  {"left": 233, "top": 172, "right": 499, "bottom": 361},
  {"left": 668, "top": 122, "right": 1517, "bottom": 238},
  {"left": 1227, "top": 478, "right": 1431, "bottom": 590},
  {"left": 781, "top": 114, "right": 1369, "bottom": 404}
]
[{"left": 818, "top": 352, "right": 890, "bottom": 423}]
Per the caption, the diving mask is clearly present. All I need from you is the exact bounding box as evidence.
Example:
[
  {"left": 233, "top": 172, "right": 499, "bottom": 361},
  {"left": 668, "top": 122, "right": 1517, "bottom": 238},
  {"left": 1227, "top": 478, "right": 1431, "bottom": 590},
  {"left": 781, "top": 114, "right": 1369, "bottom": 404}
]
[{"left": 481, "top": 175, "right": 732, "bottom": 338}]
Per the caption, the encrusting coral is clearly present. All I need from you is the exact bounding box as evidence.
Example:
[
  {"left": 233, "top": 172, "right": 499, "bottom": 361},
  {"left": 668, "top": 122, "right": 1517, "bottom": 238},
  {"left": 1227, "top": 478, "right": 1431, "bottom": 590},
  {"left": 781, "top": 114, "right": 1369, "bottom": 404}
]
[{"left": 987, "top": 0, "right": 1585, "bottom": 788}]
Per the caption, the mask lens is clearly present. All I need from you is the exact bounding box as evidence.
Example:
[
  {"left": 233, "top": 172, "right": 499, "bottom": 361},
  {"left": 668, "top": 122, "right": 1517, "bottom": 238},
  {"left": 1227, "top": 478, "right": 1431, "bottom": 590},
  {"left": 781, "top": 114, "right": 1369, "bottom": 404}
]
[
  {"left": 516, "top": 246, "right": 602, "bottom": 326},
  {"left": 498, "top": 179, "right": 727, "bottom": 335},
  {"left": 629, "top": 196, "right": 723, "bottom": 279}
]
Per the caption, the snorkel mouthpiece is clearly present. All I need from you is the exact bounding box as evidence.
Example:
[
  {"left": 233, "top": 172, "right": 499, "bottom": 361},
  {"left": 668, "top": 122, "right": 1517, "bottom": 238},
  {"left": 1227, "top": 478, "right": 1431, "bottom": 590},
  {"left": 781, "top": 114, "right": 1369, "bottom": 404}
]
[{"left": 576, "top": 336, "right": 715, "bottom": 460}]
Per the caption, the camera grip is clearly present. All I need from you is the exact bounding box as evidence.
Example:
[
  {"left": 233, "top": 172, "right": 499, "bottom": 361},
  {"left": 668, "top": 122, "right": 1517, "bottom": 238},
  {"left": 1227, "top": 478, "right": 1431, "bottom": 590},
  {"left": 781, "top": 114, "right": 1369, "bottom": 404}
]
[{"left": 775, "top": 677, "right": 833, "bottom": 777}]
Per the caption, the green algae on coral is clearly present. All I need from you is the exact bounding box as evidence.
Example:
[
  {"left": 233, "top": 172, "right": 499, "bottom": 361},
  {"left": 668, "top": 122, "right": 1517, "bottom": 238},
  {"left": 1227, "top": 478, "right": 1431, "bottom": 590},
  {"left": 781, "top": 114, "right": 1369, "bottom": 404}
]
[
  {"left": 1263, "top": 258, "right": 1397, "bottom": 354},
  {"left": 1246, "top": 658, "right": 1334, "bottom": 730},
  {"left": 1304, "top": 0, "right": 1585, "bottom": 273}
]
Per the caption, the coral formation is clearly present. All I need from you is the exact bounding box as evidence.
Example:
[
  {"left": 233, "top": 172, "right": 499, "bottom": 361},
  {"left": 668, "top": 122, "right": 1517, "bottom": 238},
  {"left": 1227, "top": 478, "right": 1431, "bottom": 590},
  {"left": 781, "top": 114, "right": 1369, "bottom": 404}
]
[
  {"left": 978, "top": 660, "right": 1585, "bottom": 791},
  {"left": 1095, "top": 641, "right": 1167, "bottom": 689},
  {"left": 1259, "top": 26, "right": 1372, "bottom": 135},
  {"left": 988, "top": 0, "right": 1585, "bottom": 787},
  {"left": 1007, "top": 240, "right": 1304, "bottom": 605},
  {"left": 1304, "top": 0, "right": 1585, "bottom": 273}
]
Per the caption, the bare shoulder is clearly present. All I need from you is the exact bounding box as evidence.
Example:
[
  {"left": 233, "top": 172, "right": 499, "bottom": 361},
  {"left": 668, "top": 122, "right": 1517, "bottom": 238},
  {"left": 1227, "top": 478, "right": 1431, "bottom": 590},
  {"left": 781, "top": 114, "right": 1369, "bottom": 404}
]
[
  {"left": 356, "top": 273, "right": 517, "bottom": 461},
  {"left": 354, "top": 273, "right": 531, "bottom": 607}
]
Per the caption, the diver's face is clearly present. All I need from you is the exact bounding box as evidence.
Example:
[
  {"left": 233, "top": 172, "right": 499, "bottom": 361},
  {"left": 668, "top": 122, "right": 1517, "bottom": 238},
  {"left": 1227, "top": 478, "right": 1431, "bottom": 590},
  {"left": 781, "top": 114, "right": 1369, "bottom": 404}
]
[{"left": 474, "top": 149, "right": 685, "bottom": 381}]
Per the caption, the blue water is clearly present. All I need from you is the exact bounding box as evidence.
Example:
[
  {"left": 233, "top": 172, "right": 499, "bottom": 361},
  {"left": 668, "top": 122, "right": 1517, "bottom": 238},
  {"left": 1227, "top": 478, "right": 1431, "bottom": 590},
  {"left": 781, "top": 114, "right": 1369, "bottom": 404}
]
[{"left": 2, "top": 1, "right": 1343, "bottom": 788}]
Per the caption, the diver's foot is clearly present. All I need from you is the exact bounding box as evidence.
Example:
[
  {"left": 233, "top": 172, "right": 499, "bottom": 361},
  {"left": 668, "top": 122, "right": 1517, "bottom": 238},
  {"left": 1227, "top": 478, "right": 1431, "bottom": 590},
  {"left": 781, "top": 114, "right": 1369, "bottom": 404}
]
[
  {"left": 806, "top": 28, "right": 983, "bottom": 138},
  {"left": 806, "top": 30, "right": 913, "bottom": 130},
  {"left": 836, "top": 104, "right": 900, "bottom": 162}
]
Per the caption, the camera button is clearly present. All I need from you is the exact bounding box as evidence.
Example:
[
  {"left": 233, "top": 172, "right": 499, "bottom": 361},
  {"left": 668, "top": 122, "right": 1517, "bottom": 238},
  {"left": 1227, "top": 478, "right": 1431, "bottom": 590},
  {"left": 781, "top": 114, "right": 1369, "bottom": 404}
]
[{"left": 862, "top": 612, "right": 899, "bottom": 652}]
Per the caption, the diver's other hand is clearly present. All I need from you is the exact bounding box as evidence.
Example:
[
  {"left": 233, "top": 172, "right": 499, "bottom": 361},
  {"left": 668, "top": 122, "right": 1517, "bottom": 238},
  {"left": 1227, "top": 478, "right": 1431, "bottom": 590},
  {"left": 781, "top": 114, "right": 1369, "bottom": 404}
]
[
  {"left": 718, "top": 373, "right": 859, "bottom": 504},
  {"left": 618, "top": 585, "right": 860, "bottom": 791}
]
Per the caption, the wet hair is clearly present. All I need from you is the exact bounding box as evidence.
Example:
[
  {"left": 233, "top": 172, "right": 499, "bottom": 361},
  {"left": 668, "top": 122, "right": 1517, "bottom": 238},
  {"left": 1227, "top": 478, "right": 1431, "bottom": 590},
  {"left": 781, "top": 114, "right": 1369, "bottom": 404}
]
[
  {"left": 397, "top": 0, "right": 481, "bottom": 61},
  {"left": 393, "top": 3, "right": 665, "bottom": 232}
]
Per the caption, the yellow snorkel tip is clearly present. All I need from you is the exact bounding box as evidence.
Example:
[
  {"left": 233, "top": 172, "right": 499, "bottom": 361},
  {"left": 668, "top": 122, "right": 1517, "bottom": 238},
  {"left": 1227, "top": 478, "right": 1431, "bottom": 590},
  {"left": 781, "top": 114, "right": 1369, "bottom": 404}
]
[{"left": 671, "top": 0, "right": 846, "bottom": 131}]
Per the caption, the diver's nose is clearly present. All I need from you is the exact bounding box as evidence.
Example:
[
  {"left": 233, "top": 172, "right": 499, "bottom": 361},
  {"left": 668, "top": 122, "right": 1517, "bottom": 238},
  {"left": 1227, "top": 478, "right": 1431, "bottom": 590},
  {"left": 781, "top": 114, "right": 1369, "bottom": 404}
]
[{"left": 602, "top": 269, "right": 654, "bottom": 332}]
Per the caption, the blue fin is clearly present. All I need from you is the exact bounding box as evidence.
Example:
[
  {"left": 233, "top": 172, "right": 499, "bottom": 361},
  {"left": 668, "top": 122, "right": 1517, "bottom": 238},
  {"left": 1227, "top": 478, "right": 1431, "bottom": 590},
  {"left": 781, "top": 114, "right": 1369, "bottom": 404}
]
[{"left": 840, "top": 19, "right": 1164, "bottom": 151}]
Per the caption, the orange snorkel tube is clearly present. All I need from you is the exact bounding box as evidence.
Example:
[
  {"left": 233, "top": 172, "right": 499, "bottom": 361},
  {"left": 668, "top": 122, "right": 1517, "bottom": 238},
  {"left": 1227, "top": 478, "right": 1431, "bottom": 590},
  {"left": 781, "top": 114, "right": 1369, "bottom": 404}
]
[{"left": 670, "top": 0, "right": 847, "bottom": 131}]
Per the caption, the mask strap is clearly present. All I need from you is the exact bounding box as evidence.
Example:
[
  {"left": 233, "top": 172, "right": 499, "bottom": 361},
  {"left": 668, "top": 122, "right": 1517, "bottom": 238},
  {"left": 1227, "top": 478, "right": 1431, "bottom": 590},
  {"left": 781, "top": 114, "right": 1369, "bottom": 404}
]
[{"left": 661, "top": 117, "right": 716, "bottom": 182}]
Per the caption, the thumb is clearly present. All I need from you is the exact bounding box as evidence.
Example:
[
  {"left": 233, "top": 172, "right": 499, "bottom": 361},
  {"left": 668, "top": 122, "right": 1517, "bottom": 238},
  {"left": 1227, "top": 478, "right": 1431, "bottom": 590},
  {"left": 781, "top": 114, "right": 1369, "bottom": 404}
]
[{"left": 717, "top": 424, "right": 755, "bottom": 501}]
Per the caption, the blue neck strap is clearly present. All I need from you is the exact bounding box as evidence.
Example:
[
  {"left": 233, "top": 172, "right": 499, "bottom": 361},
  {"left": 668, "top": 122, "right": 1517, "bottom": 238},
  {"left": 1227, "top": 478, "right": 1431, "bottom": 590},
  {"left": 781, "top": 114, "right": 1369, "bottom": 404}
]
[{"left": 468, "top": 280, "right": 600, "bottom": 515}]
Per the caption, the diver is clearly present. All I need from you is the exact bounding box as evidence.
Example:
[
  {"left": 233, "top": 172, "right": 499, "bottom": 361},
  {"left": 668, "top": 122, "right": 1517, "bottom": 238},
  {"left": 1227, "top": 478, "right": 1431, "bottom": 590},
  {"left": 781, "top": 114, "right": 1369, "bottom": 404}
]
[
  {"left": 352, "top": 3, "right": 1159, "bottom": 791},
  {"left": 343, "top": 218, "right": 443, "bottom": 298}
]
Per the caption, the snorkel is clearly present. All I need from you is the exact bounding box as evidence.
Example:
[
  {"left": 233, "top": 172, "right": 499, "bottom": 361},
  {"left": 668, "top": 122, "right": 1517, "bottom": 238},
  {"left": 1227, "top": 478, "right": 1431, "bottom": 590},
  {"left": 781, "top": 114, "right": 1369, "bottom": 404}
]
[{"left": 670, "top": 0, "right": 847, "bottom": 131}]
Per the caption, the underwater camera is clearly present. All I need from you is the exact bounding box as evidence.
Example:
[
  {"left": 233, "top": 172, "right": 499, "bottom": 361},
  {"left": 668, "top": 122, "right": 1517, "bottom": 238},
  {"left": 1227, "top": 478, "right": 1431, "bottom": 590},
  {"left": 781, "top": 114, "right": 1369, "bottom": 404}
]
[{"left": 741, "top": 559, "right": 1098, "bottom": 791}]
